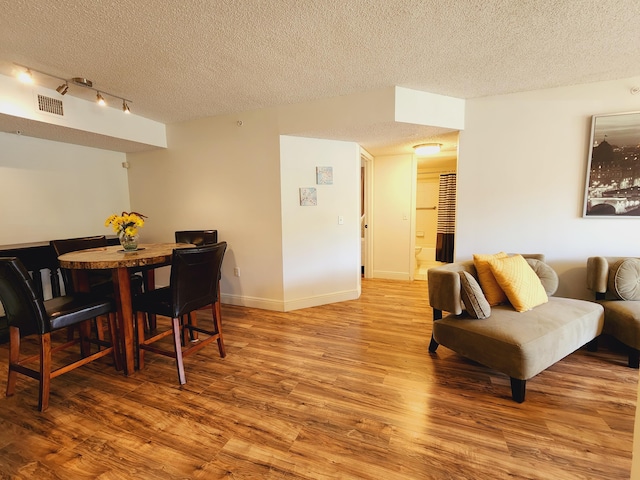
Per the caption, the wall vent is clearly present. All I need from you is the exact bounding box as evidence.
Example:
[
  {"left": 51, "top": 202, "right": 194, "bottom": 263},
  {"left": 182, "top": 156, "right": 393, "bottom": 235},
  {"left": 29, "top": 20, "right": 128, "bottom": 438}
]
[{"left": 37, "top": 94, "right": 64, "bottom": 116}]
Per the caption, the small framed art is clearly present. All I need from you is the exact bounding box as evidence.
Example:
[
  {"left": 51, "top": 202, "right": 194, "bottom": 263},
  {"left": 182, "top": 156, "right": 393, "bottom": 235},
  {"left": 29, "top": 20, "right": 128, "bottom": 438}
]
[
  {"left": 299, "top": 187, "right": 317, "bottom": 206},
  {"left": 316, "top": 166, "right": 333, "bottom": 185}
]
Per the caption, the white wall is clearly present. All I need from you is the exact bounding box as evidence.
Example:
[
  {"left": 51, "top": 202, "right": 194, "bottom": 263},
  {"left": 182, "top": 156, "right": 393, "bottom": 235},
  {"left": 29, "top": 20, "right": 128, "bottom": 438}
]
[
  {"left": 371, "top": 153, "right": 416, "bottom": 280},
  {"left": 0, "top": 132, "right": 130, "bottom": 245},
  {"left": 280, "top": 135, "right": 361, "bottom": 310},
  {"left": 127, "top": 109, "right": 285, "bottom": 310},
  {"left": 457, "top": 76, "right": 640, "bottom": 299}
]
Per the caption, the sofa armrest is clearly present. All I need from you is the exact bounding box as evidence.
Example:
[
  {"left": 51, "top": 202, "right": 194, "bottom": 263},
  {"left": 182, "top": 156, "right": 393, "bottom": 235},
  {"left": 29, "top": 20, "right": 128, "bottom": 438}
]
[
  {"left": 586, "top": 256, "right": 609, "bottom": 294},
  {"left": 427, "top": 261, "right": 476, "bottom": 315}
]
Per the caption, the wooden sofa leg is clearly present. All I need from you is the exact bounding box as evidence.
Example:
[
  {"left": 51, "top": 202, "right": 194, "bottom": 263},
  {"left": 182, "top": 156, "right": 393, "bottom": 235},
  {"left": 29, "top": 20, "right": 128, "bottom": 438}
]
[
  {"left": 629, "top": 348, "right": 640, "bottom": 369},
  {"left": 428, "top": 334, "right": 439, "bottom": 353},
  {"left": 510, "top": 378, "right": 526, "bottom": 403}
]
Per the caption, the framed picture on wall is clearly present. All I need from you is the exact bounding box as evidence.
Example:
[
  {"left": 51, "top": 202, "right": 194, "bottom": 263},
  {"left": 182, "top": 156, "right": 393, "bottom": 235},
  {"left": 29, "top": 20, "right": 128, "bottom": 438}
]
[
  {"left": 299, "top": 187, "right": 317, "bottom": 206},
  {"left": 316, "top": 166, "right": 333, "bottom": 185},
  {"left": 583, "top": 111, "right": 640, "bottom": 217}
]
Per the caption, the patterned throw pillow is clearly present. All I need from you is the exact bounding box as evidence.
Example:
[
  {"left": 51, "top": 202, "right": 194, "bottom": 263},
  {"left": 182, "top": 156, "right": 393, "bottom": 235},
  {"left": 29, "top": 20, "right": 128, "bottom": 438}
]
[
  {"left": 473, "top": 252, "right": 508, "bottom": 306},
  {"left": 609, "top": 258, "right": 640, "bottom": 300},
  {"left": 459, "top": 271, "right": 491, "bottom": 319},
  {"left": 488, "top": 254, "right": 548, "bottom": 312}
]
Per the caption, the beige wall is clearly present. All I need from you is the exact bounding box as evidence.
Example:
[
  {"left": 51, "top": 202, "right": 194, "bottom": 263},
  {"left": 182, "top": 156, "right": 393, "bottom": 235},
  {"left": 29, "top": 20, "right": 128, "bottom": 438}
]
[
  {"left": 0, "top": 131, "right": 130, "bottom": 246},
  {"left": 280, "top": 135, "right": 361, "bottom": 310},
  {"left": 127, "top": 109, "right": 286, "bottom": 309},
  {"left": 457, "top": 75, "right": 640, "bottom": 300}
]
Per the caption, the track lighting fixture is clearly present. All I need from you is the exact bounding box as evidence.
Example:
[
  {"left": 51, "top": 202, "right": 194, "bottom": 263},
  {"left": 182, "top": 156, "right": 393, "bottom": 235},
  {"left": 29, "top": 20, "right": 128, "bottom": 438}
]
[
  {"left": 18, "top": 69, "right": 33, "bottom": 84},
  {"left": 14, "top": 63, "right": 132, "bottom": 114}
]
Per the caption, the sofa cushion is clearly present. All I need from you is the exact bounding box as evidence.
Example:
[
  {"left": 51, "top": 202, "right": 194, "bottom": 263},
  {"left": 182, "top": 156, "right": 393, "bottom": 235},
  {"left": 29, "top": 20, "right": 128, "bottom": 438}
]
[
  {"left": 473, "top": 252, "right": 508, "bottom": 306},
  {"left": 432, "top": 297, "right": 604, "bottom": 379},
  {"left": 600, "top": 300, "right": 640, "bottom": 349},
  {"left": 608, "top": 258, "right": 640, "bottom": 301},
  {"left": 459, "top": 271, "right": 491, "bottom": 319},
  {"left": 488, "top": 254, "right": 548, "bottom": 312},
  {"left": 526, "top": 258, "right": 559, "bottom": 295}
]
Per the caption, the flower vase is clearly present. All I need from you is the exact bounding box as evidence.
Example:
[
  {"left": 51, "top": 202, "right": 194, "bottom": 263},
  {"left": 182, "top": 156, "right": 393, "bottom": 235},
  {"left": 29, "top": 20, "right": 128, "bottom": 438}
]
[{"left": 119, "top": 232, "right": 139, "bottom": 251}]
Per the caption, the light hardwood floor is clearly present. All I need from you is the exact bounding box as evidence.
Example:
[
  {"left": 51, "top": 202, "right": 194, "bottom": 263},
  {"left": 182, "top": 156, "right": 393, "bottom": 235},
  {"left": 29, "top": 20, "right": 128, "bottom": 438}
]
[{"left": 0, "top": 278, "right": 636, "bottom": 479}]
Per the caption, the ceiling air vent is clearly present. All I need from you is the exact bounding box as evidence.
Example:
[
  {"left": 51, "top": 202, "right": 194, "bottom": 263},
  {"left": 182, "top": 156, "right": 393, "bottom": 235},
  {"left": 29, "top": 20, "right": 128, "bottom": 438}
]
[{"left": 37, "top": 94, "right": 64, "bottom": 116}]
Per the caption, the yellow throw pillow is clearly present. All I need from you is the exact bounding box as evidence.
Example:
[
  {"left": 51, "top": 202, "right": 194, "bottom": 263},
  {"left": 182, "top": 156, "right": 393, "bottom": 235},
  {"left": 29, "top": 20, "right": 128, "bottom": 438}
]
[
  {"left": 473, "top": 252, "right": 508, "bottom": 306},
  {"left": 488, "top": 254, "right": 548, "bottom": 312}
]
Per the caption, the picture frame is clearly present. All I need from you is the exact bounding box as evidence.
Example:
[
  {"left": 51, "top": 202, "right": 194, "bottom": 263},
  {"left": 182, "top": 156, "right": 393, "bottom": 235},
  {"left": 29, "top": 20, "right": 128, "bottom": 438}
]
[
  {"left": 583, "top": 111, "right": 640, "bottom": 217},
  {"left": 316, "top": 166, "right": 333, "bottom": 185},
  {"left": 299, "top": 187, "right": 317, "bottom": 206}
]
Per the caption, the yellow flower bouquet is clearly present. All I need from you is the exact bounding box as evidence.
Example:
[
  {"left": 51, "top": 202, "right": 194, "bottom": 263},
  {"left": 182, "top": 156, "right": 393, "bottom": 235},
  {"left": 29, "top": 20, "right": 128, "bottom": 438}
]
[{"left": 105, "top": 211, "right": 146, "bottom": 251}]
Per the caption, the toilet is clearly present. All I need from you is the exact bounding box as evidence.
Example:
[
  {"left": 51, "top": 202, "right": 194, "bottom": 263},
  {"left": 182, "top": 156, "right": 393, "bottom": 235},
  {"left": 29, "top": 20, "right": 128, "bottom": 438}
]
[{"left": 415, "top": 246, "right": 422, "bottom": 257}]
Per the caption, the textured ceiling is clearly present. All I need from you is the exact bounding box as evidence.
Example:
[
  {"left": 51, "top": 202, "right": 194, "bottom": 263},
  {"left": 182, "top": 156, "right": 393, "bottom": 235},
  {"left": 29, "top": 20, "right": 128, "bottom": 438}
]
[{"left": 1, "top": 0, "right": 640, "bottom": 156}]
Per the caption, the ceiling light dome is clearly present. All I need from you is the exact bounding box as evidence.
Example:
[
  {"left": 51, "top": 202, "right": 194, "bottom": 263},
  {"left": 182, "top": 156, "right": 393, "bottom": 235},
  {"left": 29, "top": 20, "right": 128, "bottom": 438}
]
[{"left": 413, "top": 143, "right": 442, "bottom": 156}]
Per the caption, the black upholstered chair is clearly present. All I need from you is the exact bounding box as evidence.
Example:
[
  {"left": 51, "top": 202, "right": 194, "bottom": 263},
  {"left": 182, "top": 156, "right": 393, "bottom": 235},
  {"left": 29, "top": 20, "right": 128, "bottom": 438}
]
[
  {"left": 133, "top": 242, "right": 227, "bottom": 384},
  {"left": 0, "top": 257, "right": 119, "bottom": 411},
  {"left": 174, "top": 230, "right": 218, "bottom": 246},
  {"left": 51, "top": 236, "right": 143, "bottom": 296},
  {"left": 174, "top": 230, "right": 220, "bottom": 338}
]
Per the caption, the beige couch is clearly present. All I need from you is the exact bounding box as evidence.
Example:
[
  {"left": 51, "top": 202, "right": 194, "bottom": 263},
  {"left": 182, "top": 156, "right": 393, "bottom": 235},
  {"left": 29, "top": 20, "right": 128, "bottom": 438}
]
[
  {"left": 586, "top": 256, "right": 640, "bottom": 368},
  {"left": 428, "top": 255, "right": 604, "bottom": 402}
]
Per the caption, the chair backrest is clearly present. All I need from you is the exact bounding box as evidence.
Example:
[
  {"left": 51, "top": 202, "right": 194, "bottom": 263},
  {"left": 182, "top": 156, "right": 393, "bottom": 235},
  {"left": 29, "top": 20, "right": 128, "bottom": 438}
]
[
  {"left": 169, "top": 242, "right": 227, "bottom": 318},
  {"left": 51, "top": 236, "right": 108, "bottom": 293},
  {"left": 175, "top": 230, "right": 218, "bottom": 246},
  {"left": 0, "top": 257, "right": 48, "bottom": 336}
]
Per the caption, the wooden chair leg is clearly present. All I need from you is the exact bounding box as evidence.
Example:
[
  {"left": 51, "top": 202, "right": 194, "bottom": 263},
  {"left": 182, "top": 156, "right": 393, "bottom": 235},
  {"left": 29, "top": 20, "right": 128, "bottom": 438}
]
[
  {"left": 79, "top": 320, "right": 92, "bottom": 357},
  {"left": 6, "top": 326, "right": 20, "bottom": 397},
  {"left": 39, "top": 332, "right": 52, "bottom": 412},
  {"left": 172, "top": 317, "right": 186, "bottom": 385},
  {"left": 136, "top": 311, "right": 147, "bottom": 371},
  {"left": 94, "top": 315, "right": 106, "bottom": 348},
  {"left": 213, "top": 300, "right": 225, "bottom": 357},
  {"left": 189, "top": 311, "right": 198, "bottom": 342},
  {"left": 107, "top": 312, "right": 123, "bottom": 371}
]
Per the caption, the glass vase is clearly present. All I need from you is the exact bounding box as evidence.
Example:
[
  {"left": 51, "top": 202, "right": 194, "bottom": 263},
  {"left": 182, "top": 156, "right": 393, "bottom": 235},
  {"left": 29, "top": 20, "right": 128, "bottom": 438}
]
[{"left": 119, "top": 232, "right": 139, "bottom": 251}]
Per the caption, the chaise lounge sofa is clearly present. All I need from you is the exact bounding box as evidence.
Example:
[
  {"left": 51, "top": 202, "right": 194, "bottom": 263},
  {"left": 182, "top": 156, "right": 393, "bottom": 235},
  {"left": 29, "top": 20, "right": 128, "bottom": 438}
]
[
  {"left": 586, "top": 256, "right": 640, "bottom": 368},
  {"left": 428, "top": 254, "right": 604, "bottom": 402}
]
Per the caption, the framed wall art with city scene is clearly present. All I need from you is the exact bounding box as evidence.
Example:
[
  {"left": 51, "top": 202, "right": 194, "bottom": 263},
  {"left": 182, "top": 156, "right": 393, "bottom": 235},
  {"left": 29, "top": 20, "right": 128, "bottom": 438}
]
[{"left": 583, "top": 111, "right": 640, "bottom": 217}]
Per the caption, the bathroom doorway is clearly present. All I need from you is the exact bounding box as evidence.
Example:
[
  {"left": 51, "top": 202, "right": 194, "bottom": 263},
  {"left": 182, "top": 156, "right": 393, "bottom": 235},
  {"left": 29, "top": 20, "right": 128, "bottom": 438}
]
[{"left": 413, "top": 134, "right": 458, "bottom": 280}]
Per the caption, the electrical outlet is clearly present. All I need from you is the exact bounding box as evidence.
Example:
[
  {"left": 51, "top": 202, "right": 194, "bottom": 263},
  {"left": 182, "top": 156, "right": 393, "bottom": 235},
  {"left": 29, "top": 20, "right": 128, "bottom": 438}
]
[
  {"left": 338, "top": 215, "right": 344, "bottom": 225},
  {"left": 234, "top": 267, "right": 240, "bottom": 277}
]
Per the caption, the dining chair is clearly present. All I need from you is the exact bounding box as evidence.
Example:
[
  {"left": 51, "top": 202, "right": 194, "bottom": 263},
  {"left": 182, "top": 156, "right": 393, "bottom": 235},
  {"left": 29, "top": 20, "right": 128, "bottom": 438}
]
[
  {"left": 0, "top": 257, "right": 119, "bottom": 411},
  {"left": 133, "top": 242, "right": 227, "bottom": 384},
  {"left": 174, "top": 230, "right": 218, "bottom": 246},
  {"left": 174, "top": 229, "right": 219, "bottom": 339},
  {"left": 51, "top": 236, "right": 144, "bottom": 296}
]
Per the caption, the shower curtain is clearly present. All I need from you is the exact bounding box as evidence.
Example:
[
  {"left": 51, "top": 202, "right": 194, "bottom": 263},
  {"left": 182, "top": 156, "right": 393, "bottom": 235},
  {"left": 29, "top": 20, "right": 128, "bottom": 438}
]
[{"left": 436, "top": 173, "right": 456, "bottom": 263}]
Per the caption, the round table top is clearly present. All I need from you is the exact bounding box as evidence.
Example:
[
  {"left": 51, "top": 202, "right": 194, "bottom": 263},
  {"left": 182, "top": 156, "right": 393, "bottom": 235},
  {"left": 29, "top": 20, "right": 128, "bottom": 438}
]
[{"left": 58, "top": 243, "right": 193, "bottom": 269}]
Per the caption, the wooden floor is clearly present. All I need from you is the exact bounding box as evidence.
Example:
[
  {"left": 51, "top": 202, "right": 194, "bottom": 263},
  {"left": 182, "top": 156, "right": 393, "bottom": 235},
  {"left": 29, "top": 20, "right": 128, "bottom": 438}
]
[{"left": 0, "top": 278, "right": 637, "bottom": 479}]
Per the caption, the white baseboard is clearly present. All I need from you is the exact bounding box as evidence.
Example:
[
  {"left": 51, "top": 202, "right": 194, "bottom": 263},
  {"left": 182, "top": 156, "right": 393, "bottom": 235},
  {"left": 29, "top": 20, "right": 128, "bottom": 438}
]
[
  {"left": 221, "top": 289, "right": 360, "bottom": 312},
  {"left": 372, "top": 270, "right": 411, "bottom": 280}
]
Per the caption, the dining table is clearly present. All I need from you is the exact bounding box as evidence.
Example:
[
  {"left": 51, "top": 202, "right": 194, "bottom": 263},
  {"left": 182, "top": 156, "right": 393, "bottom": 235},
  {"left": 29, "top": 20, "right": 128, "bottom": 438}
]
[{"left": 58, "top": 242, "right": 193, "bottom": 375}]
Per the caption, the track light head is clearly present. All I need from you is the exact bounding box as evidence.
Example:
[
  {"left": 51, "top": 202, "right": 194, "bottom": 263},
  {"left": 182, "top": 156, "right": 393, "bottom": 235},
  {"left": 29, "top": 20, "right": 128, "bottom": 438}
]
[
  {"left": 56, "top": 83, "right": 69, "bottom": 95},
  {"left": 18, "top": 69, "right": 33, "bottom": 84},
  {"left": 96, "top": 92, "right": 106, "bottom": 106},
  {"left": 122, "top": 100, "right": 131, "bottom": 114}
]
